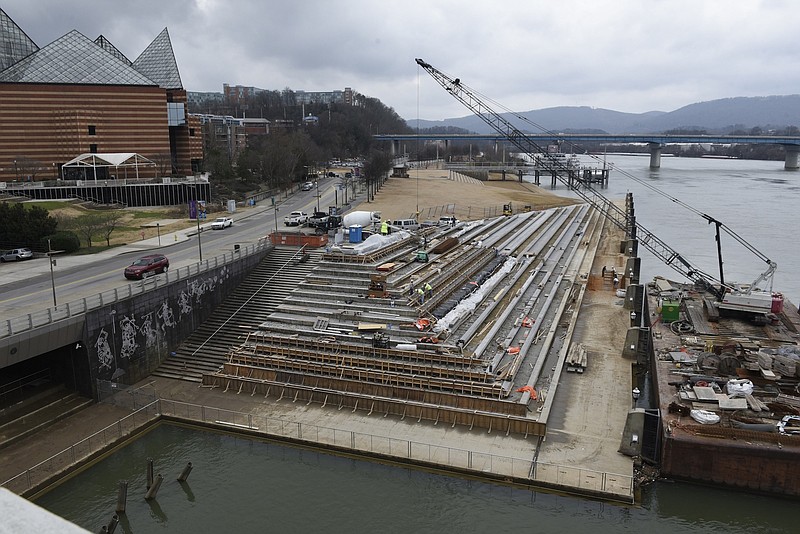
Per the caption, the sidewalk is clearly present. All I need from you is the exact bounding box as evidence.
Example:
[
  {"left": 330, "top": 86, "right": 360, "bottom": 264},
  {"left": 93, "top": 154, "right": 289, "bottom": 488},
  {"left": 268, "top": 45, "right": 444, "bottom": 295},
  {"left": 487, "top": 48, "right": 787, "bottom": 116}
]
[{"left": 0, "top": 202, "right": 274, "bottom": 283}]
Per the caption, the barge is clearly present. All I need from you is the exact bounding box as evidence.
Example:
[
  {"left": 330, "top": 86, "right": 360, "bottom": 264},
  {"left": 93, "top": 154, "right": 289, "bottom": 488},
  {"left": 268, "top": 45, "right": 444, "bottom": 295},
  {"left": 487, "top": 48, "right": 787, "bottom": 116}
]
[{"left": 644, "top": 278, "right": 800, "bottom": 497}]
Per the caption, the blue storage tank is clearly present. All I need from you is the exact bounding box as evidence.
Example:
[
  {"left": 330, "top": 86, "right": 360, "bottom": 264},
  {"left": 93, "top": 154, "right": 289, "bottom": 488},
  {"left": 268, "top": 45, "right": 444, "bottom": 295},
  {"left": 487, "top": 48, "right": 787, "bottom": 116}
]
[{"left": 349, "top": 224, "right": 363, "bottom": 243}]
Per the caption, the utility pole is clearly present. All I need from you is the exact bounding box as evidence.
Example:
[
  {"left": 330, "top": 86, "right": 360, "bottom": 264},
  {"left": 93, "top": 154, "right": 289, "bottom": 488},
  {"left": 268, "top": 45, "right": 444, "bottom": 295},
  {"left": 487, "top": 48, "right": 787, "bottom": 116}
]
[{"left": 48, "top": 239, "right": 57, "bottom": 308}]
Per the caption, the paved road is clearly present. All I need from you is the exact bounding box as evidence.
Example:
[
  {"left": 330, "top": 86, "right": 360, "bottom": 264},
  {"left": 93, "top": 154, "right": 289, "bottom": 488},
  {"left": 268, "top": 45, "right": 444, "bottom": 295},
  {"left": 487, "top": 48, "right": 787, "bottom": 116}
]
[{"left": 0, "top": 175, "right": 349, "bottom": 321}]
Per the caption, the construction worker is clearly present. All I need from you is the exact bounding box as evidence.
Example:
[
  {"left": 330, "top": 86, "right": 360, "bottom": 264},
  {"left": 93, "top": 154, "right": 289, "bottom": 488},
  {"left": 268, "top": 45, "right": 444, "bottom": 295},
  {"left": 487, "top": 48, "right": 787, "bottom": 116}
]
[
  {"left": 417, "top": 287, "right": 425, "bottom": 304},
  {"left": 424, "top": 282, "right": 432, "bottom": 298},
  {"left": 380, "top": 220, "right": 389, "bottom": 235}
]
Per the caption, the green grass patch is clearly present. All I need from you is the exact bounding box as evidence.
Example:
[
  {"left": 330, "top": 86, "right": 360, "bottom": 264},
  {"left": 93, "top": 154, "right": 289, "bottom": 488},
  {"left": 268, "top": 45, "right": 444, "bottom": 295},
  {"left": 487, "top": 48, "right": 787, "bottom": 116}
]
[
  {"left": 130, "top": 211, "right": 165, "bottom": 219},
  {"left": 23, "top": 201, "right": 78, "bottom": 211}
]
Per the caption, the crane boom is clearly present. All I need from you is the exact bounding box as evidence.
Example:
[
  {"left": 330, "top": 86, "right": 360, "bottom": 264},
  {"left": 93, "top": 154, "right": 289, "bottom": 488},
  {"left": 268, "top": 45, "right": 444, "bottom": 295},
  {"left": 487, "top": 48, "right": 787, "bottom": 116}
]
[{"left": 415, "top": 58, "right": 727, "bottom": 298}]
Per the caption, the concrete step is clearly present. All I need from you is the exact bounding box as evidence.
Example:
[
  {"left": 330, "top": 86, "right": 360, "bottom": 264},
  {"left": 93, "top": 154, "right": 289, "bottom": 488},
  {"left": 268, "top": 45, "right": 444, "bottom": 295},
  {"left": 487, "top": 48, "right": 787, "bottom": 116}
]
[
  {"left": 0, "top": 392, "right": 93, "bottom": 450},
  {"left": 153, "top": 247, "right": 322, "bottom": 382}
]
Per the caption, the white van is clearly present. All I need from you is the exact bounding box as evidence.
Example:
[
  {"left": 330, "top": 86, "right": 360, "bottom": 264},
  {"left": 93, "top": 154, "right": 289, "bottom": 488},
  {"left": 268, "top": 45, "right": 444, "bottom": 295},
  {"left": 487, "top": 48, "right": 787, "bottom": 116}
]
[{"left": 391, "top": 218, "right": 419, "bottom": 231}]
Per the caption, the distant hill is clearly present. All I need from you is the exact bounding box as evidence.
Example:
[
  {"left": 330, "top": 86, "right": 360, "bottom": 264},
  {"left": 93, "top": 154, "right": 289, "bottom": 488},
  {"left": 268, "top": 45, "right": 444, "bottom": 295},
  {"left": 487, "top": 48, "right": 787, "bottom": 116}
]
[{"left": 407, "top": 95, "right": 800, "bottom": 134}]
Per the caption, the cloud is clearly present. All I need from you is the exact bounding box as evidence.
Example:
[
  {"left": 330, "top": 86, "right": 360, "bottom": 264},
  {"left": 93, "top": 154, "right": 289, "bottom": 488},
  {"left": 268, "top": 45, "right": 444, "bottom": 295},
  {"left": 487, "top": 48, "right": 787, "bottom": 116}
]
[{"left": 4, "top": 0, "right": 799, "bottom": 121}]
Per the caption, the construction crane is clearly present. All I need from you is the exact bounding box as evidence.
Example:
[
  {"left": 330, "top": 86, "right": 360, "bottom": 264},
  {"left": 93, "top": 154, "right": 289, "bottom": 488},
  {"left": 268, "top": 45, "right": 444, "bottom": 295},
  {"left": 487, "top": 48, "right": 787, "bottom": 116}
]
[{"left": 415, "top": 58, "right": 779, "bottom": 312}]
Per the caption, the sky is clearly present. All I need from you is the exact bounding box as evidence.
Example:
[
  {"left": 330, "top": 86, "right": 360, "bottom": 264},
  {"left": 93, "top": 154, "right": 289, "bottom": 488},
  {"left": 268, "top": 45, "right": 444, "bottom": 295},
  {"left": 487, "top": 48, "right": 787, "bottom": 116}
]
[{"left": 3, "top": 0, "right": 799, "bottom": 121}]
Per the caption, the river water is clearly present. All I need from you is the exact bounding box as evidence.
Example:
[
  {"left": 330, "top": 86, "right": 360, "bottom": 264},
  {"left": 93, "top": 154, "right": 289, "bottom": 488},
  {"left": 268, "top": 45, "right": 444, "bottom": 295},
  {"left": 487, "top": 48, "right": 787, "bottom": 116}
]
[
  {"left": 36, "top": 424, "right": 794, "bottom": 533},
  {"left": 564, "top": 154, "right": 800, "bottom": 300},
  {"left": 36, "top": 156, "right": 799, "bottom": 532}
]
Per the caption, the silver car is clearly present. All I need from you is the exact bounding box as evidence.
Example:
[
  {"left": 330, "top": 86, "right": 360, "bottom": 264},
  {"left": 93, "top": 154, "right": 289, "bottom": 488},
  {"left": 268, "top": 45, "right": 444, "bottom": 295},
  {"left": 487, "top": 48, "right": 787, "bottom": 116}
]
[{"left": 0, "top": 248, "right": 34, "bottom": 262}]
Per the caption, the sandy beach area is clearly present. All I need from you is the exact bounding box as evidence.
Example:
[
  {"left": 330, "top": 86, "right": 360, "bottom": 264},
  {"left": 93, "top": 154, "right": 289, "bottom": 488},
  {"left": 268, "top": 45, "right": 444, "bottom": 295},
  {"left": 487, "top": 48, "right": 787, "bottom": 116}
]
[{"left": 359, "top": 166, "right": 577, "bottom": 223}]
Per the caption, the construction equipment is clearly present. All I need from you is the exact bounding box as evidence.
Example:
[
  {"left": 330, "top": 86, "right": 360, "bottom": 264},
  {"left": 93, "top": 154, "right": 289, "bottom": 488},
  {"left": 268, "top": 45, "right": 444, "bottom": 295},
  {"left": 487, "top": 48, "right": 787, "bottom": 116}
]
[
  {"left": 368, "top": 274, "right": 389, "bottom": 298},
  {"left": 415, "top": 58, "right": 779, "bottom": 313},
  {"left": 502, "top": 203, "right": 513, "bottom": 216},
  {"left": 372, "top": 332, "right": 390, "bottom": 348}
]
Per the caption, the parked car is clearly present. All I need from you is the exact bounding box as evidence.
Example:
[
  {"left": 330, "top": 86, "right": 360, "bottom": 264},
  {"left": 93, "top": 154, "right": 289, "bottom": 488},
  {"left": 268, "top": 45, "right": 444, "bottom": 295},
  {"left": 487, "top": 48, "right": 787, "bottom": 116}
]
[
  {"left": 211, "top": 216, "right": 233, "bottom": 230},
  {"left": 283, "top": 211, "right": 308, "bottom": 226},
  {"left": 391, "top": 218, "right": 420, "bottom": 231},
  {"left": 301, "top": 181, "right": 314, "bottom": 191},
  {"left": 308, "top": 211, "right": 329, "bottom": 228},
  {"left": 124, "top": 254, "right": 169, "bottom": 279},
  {"left": 0, "top": 248, "right": 33, "bottom": 262},
  {"left": 438, "top": 215, "right": 458, "bottom": 227}
]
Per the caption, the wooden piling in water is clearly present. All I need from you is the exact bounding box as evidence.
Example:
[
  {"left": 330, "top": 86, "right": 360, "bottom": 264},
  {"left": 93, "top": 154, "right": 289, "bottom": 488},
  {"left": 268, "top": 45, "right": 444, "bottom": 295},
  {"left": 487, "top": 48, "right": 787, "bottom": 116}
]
[
  {"left": 177, "top": 462, "right": 193, "bottom": 482},
  {"left": 146, "top": 458, "right": 154, "bottom": 489},
  {"left": 115, "top": 481, "right": 128, "bottom": 513},
  {"left": 144, "top": 474, "right": 163, "bottom": 500}
]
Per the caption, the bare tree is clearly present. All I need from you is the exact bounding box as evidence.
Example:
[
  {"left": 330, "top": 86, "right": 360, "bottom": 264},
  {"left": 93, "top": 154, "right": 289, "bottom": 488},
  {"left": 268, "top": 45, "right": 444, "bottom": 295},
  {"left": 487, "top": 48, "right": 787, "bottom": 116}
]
[
  {"left": 149, "top": 153, "right": 173, "bottom": 178},
  {"left": 72, "top": 213, "right": 106, "bottom": 248},
  {"left": 98, "top": 211, "right": 124, "bottom": 246},
  {"left": 14, "top": 156, "right": 44, "bottom": 182}
]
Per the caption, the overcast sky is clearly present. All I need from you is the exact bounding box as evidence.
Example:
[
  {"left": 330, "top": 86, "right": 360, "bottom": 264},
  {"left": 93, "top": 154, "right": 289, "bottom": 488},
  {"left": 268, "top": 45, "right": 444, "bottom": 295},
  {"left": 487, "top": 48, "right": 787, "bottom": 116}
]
[{"left": 4, "top": 0, "right": 798, "bottom": 121}]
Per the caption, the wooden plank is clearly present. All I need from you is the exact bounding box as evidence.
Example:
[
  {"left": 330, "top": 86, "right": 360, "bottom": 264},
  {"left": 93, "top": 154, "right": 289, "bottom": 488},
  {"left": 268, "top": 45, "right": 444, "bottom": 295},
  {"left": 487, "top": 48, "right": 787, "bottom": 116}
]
[{"left": 693, "top": 386, "right": 718, "bottom": 401}]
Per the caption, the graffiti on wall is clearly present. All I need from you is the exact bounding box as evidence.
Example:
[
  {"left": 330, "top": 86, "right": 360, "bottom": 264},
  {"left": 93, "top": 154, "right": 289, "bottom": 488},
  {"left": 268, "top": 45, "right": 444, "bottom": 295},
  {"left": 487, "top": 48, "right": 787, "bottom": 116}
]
[{"left": 92, "top": 267, "right": 231, "bottom": 377}]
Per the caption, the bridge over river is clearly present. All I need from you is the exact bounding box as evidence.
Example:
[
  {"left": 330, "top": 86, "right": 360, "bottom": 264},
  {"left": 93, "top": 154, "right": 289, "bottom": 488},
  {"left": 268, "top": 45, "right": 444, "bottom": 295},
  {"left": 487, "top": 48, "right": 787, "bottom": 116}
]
[{"left": 374, "top": 133, "right": 800, "bottom": 169}]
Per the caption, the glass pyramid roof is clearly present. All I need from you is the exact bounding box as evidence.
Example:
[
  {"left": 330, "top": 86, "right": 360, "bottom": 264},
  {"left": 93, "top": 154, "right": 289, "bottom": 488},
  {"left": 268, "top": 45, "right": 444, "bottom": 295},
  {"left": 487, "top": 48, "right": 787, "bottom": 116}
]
[
  {"left": 95, "top": 35, "right": 132, "bottom": 66},
  {"left": 132, "top": 28, "right": 182, "bottom": 90},
  {"left": 0, "top": 8, "right": 38, "bottom": 71},
  {"left": 0, "top": 29, "right": 157, "bottom": 85}
]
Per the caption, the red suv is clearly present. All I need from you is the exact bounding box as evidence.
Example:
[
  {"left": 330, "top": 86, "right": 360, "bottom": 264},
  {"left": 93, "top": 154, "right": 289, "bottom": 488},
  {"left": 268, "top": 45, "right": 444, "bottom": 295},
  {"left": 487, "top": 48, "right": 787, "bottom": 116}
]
[{"left": 124, "top": 254, "right": 169, "bottom": 279}]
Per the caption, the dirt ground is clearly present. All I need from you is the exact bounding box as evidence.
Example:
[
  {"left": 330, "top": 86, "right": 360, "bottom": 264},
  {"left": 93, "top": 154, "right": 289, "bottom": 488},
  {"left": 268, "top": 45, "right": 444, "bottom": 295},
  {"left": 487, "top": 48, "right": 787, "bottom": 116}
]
[
  {"left": 362, "top": 167, "right": 577, "bottom": 222},
  {"left": 35, "top": 166, "right": 577, "bottom": 249}
]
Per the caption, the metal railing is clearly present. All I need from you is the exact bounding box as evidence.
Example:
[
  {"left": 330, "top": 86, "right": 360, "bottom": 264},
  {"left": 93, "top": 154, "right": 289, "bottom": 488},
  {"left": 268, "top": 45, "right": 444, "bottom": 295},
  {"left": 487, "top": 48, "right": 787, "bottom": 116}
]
[
  {"left": 0, "top": 239, "right": 271, "bottom": 339},
  {"left": 1, "top": 396, "right": 633, "bottom": 501},
  {"left": 157, "top": 399, "right": 634, "bottom": 501},
  {"left": 0, "top": 400, "right": 160, "bottom": 494}
]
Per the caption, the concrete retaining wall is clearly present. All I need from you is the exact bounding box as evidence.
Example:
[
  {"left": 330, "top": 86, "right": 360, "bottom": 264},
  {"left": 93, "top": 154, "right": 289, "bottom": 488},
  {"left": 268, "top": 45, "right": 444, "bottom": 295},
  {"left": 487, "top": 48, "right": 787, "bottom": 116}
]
[{"left": 82, "top": 250, "right": 268, "bottom": 399}]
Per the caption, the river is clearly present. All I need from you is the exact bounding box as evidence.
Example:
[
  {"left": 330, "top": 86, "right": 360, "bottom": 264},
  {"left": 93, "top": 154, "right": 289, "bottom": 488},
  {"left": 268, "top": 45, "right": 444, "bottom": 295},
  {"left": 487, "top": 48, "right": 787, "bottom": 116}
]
[
  {"left": 36, "top": 155, "right": 799, "bottom": 533},
  {"left": 36, "top": 424, "right": 795, "bottom": 533},
  {"left": 564, "top": 154, "right": 800, "bottom": 300}
]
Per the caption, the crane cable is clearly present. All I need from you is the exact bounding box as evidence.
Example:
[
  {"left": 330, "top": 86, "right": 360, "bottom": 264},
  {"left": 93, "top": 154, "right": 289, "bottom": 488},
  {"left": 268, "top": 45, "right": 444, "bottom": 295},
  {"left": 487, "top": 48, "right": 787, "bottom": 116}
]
[{"left": 425, "top": 64, "right": 774, "bottom": 267}]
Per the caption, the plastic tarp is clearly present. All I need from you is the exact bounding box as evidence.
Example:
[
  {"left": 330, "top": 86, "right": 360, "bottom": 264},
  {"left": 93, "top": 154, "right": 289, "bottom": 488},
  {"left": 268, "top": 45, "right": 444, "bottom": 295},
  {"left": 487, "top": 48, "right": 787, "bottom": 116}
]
[
  {"left": 329, "top": 230, "right": 410, "bottom": 255},
  {"left": 433, "top": 256, "right": 517, "bottom": 333},
  {"left": 725, "top": 379, "right": 754, "bottom": 397},
  {"left": 690, "top": 409, "right": 720, "bottom": 425}
]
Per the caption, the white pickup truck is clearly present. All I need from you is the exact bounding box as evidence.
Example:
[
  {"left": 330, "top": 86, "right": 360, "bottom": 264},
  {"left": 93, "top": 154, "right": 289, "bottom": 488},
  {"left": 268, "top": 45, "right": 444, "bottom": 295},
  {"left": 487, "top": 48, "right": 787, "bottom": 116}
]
[{"left": 283, "top": 211, "right": 308, "bottom": 226}]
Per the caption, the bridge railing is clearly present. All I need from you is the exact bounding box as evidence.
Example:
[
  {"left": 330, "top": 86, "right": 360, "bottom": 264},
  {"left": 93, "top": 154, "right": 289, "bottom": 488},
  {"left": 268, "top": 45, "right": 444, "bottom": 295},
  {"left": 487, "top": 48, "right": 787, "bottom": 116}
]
[{"left": 0, "top": 239, "right": 272, "bottom": 340}]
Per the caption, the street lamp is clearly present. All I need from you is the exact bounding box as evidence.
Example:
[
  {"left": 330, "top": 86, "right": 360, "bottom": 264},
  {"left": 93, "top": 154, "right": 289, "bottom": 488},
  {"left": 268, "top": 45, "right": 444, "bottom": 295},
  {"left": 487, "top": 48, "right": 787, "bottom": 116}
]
[
  {"left": 191, "top": 182, "right": 203, "bottom": 262},
  {"left": 47, "top": 239, "right": 57, "bottom": 308}
]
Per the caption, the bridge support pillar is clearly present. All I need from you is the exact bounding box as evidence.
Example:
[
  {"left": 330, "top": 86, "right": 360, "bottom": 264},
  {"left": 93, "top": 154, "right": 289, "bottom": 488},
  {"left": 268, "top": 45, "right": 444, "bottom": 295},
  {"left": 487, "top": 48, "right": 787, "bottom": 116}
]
[
  {"left": 389, "top": 140, "right": 399, "bottom": 156},
  {"left": 784, "top": 145, "right": 799, "bottom": 170},
  {"left": 648, "top": 143, "right": 662, "bottom": 169}
]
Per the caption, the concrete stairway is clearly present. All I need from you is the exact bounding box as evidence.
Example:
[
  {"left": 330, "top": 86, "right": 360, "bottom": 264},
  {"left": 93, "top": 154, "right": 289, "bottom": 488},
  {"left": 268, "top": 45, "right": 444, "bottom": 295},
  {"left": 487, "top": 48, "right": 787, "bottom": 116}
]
[
  {"left": 152, "top": 247, "right": 321, "bottom": 382},
  {"left": 0, "top": 385, "right": 93, "bottom": 449}
]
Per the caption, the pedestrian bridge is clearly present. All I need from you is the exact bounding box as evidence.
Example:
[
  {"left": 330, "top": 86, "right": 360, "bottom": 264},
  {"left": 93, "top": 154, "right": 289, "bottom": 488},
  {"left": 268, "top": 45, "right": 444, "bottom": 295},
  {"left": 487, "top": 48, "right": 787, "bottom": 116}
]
[{"left": 374, "top": 133, "right": 800, "bottom": 169}]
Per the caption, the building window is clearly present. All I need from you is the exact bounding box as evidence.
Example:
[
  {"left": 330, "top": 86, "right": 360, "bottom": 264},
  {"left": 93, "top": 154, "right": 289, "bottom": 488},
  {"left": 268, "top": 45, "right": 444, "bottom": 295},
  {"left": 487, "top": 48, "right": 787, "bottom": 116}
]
[
  {"left": 90, "top": 144, "right": 98, "bottom": 153},
  {"left": 189, "top": 128, "right": 195, "bottom": 136},
  {"left": 88, "top": 125, "right": 96, "bottom": 136}
]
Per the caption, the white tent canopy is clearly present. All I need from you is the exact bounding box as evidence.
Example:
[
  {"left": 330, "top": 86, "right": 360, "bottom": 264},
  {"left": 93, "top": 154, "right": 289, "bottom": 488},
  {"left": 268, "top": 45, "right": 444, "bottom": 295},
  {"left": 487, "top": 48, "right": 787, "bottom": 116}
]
[{"left": 61, "top": 153, "right": 157, "bottom": 181}]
